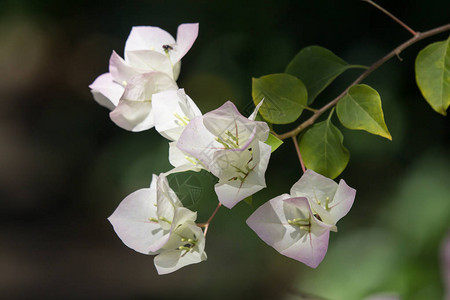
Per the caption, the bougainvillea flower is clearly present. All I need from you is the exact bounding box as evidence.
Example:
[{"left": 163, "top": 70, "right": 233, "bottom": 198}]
[
  {"left": 109, "top": 72, "right": 178, "bottom": 131},
  {"left": 154, "top": 220, "right": 207, "bottom": 275},
  {"left": 290, "top": 169, "right": 356, "bottom": 225},
  {"left": 89, "top": 23, "right": 198, "bottom": 111},
  {"left": 247, "top": 195, "right": 335, "bottom": 268},
  {"left": 107, "top": 174, "right": 196, "bottom": 254},
  {"left": 176, "top": 101, "right": 271, "bottom": 208},
  {"left": 152, "top": 88, "right": 202, "bottom": 141},
  {"left": 124, "top": 23, "right": 199, "bottom": 79}
]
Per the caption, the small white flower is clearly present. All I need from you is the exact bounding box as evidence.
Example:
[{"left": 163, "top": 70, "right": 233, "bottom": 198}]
[
  {"left": 247, "top": 195, "right": 334, "bottom": 268},
  {"left": 247, "top": 170, "right": 356, "bottom": 268},
  {"left": 108, "top": 174, "right": 195, "bottom": 254},
  {"left": 176, "top": 101, "right": 271, "bottom": 208},
  {"left": 89, "top": 23, "right": 198, "bottom": 112},
  {"left": 152, "top": 88, "right": 202, "bottom": 141},
  {"left": 290, "top": 169, "right": 356, "bottom": 225},
  {"left": 154, "top": 220, "right": 207, "bottom": 275}
]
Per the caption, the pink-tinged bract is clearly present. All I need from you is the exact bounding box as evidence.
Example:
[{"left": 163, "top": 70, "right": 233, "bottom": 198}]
[
  {"left": 247, "top": 195, "right": 334, "bottom": 268},
  {"left": 107, "top": 175, "right": 163, "bottom": 254},
  {"left": 109, "top": 72, "right": 178, "bottom": 132},
  {"left": 290, "top": 169, "right": 356, "bottom": 225},
  {"left": 154, "top": 221, "right": 207, "bottom": 275},
  {"left": 152, "top": 89, "right": 202, "bottom": 141},
  {"left": 89, "top": 73, "right": 124, "bottom": 110},
  {"left": 176, "top": 101, "right": 271, "bottom": 208}
]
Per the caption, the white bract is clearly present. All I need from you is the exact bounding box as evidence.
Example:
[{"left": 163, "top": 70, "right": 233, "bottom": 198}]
[
  {"left": 89, "top": 23, "right": 198, "bottom": 123},
  {"left": 108, "top": 174, "right": 206, "bottom": 274},
  {"left": 154, "top": 220, "right": 207, "bottom": 275},
  {"left": 152, "top": 88, "right": 202, "bottom": 141},
  {"left": 247, "top": 170, "right": 356, "bottom": 268},
  {"left": 109, "top": 72, "right": 178, "bottom": 131},
  {"left": 176, "top": 101, "right": 271, "bottom": 208},
  {"left": 247, "top": 195, "right": 334, "bottom": 268},
  {"left": 290, "top": 169, "right": 356, "bottom": 225}
]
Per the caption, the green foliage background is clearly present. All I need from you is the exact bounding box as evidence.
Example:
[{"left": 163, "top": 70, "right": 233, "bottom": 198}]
[{"left": 0, "top": 0, "right": 448, "bottom": 299}]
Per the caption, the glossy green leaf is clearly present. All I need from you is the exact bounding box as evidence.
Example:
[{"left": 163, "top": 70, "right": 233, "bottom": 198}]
[
  {"left": 336, "top": 84, "right": 392, "bottom": 140},
  {"left": 285, "top": 46, "right": 366, "bottom": 104},
  {"left": 265, "top": 133, "right": 283, "bottom": 152},
  {"left": 244, "top": 195, "right": 252, "bottom": 206},
  {"left": 252, "top": 73, "right": 307, "bottom": 124},
  {"left": 415, "top": 36, "right": 450, "bottom": 115},
  {"left": 298, "top": 119, "right": 349, "bottom": 179}
]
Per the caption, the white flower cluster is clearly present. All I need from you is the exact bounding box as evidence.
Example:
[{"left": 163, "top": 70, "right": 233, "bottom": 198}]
[
  {"left": 108, "top": 174, "right": 206, "bottom": 274},
  {"left": 90, "top": 23, "right": 356, "bottom": 274}
]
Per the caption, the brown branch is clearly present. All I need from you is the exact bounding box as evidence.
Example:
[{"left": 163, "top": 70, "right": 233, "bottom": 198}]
[
  {"left": 276, "top": 23, "right": 450, "bottom": 140},
  {"left": 292, "top": 136, "right": 306, "bottom": 173},
  {"left": 362, "top": 0, "right": 417, "bottom": 36},
  {"left": 197, "top": 202, "right": 222, "bottom": 236}
]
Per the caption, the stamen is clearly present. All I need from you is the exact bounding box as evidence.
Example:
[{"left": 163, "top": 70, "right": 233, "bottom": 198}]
[
  {"left": 185, "top": 156, "right": 198, "bottom": 165},
  {"left": 174, "top": 112, "right": 188, "bottom": 126},
  {"left": 215, "top": 137, "right": 231, "bottom": 149},
  {"left": 158, "top": 216, "right": 172, "bottom": 224}
]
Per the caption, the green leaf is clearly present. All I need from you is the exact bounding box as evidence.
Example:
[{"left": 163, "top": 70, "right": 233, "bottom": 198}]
[
  {"left": 252, "top": 73, "right": 308, "bottom": 124},
  {"left": 298, "top": 118, "right": 349, "bottom": 179},
  {"left": 336, "top": 84, "right": 392, "bottom": 140},
  {"left": 265, "top": 133, "right": 283, "bottom": 152},
  {"left": 285, "top": 46, "right": 366, "bottom": 104},
  {"left": 415, "top": 36, "right": 450, "bottom": 116}
]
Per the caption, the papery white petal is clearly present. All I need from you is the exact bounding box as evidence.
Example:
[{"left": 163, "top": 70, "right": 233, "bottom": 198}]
[
  {"left": 109, "top": 51, "right": 140, "bottom": 84},
  {"left": 176, "top": 115, "right": 221, "bottom": 166},
  {"left": 110, "top": 99, "right": 154, "bottom": 132},
  {"left": 154, "top": 222, "right": 206, "bottom": 275},
  {"left": 248, "top": 98, "right": 264, "bottom": 121},
  {"left": 247, "top": 194, "right": 299, "bottom": 251},
  {"left": 156, "top": 174, "right": 183, "bottom": 231},
  {"left": 108, "top": 186, "right": 163, "bottom": 255},
  {"left": 214, "top": 141, "right": 271, "bottom": 208},
  {"left": 109, "top": 72, "right": 178, "bottom": 132},
  {"left": 247, "top": 196, "right": 332, "bottom": 268},
  {"left": 203, "top": 101, "right": 269, "bottom": 144},
  {"left": 172, "top": 61, "right": 181, "bottom": 81},
  {"left": 168, "top": 142, "right": 204, "bottom": 172},
  {"left": 170, "top": 23, "right": 199, "bottom": 63},
  {"left": 126, "top": 50, "right": 175, "bottom": 78},
  {"left": 329, "top": 179, "right": 356, "bottom": 223},
  {"left": 89, "top": 73, "right": 124, "bottom": 110},
  {"left": 290, "top": 169, "right": 355, "bottom": 225},
  {"left": 125, "top": 26, "right": 176, "bottom": 58},
  {"left": 153, "top": 89, "right": 202, "bottom": 141}
]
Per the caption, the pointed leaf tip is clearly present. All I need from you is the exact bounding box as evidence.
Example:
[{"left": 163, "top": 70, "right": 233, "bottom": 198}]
[{"left": 337, "top": 84, "right": 392, "bottom": 140}]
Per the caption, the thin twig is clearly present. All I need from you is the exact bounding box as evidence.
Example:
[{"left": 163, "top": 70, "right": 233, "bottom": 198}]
[
  {"left": 292, "top": 136, "right": 306, "bottom": 173},
  {"left": 362, "top": 0, "right": 417, "bottom": 36},
  {"left": 275, "top": 23, "right": 450, "bottom": 140},
  {"left": 198, "top": 202, "right": 222, "bottom": 236}
]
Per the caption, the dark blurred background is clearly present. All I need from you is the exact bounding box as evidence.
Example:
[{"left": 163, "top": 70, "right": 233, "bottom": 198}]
[{"left": 0, "top": 0, "right": 449, "bottom": 299}]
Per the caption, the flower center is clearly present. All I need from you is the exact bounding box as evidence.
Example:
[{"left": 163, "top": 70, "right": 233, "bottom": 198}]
[
  {"left": 287, "top": 217, "right": 311, "bottom": 232},
  {"left": 215, "top": 130, "right": 240, "bottom": 149},
  {"left": 317, "top": 196, "right": 331, "bottom": 211},
  {"left": 177, "top": 237, "right": 198, "bottom": 257},
  {"left": 174, "top": 112, "right": 190, "bottom": 126}
]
